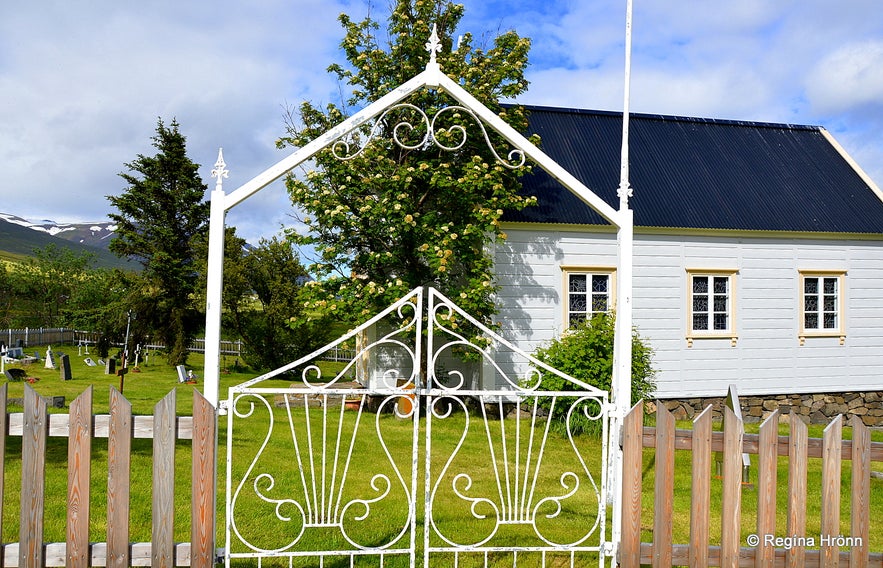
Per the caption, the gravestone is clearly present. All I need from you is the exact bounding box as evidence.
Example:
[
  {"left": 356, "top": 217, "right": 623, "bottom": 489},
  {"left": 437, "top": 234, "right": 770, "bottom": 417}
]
[
  {"left": 59, "top": 354, "right": 72, "bottom": 381},
  {"left": 4, "top": 368, "right": 27, "bottom": 381},
  {"left": 84, "top": 357, "right": 97, "bottom": 367},
  {"left": 44, "top": 347, "right": 56, "bottom": 369},
  {"left": 105, "top": 357, "right": 116, "bottom": 375}
]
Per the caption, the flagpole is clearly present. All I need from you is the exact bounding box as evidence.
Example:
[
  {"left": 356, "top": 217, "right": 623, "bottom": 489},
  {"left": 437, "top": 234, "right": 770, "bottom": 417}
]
[
  {"left": 619, "top": 0, "right": 634, "bottom": 208},
  {"left": 611, "top": 0, "right": 634, "bottom": 564}
]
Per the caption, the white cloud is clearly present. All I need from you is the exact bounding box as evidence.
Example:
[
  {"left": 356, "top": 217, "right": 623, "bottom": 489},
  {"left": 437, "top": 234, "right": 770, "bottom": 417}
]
[
  {"left": 0, "top": 0, "right": 347, "bottom": 239},
  {"left": 806, "top": 40, "right": 883, "bottom": 114}
]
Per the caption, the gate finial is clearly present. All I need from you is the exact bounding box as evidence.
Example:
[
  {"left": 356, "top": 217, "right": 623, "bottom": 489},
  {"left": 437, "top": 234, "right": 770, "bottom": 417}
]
[
  {"left": 425, "top": 24, "right": 442, "bottom": 70},
  {"left": 211, "top": 148, "right": 229, "bottom": 192}
]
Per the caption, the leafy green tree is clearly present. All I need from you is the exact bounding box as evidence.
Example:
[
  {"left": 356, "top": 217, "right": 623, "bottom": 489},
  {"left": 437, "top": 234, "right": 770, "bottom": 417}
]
[
  {"left": 239, "top": 237, "right": 333, "bottom": 370},
  {"left": 195, "top": 231, "right": 333, "bottom": 371},
  {"left": 62, "top": 267, "right": 133, "bottom": 355},
  {"left": 281, "top": 0, "right": 536, "bottom": 329},
  {"left": 10, "top": 244, "right": 97, "bottom": 328},
  {"left": 108, "top": 118, "right": 209, "bottom": 365},
  {"left": 0, "top": 263, "right": 14, "bottom": 328}
]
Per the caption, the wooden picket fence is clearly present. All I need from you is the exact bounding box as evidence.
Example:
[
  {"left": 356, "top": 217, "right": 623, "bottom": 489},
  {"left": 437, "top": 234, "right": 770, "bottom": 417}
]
[
  {"left": 1, "top": 383, "right": 216, "bottom": 568},
  {"left": 621, "top": 401, "right": 883, "bottom": 567}
]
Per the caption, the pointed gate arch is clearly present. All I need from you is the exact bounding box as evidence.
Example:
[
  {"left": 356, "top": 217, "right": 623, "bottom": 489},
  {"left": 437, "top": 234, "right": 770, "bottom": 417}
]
[{"left": 204, "top": 26, "right": 635, "bottom": 566}]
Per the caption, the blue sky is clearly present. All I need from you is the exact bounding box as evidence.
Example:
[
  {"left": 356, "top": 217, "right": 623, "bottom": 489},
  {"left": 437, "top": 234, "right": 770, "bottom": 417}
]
[{"left": 2, "top": 0, "right": 882, "bottom": 242}]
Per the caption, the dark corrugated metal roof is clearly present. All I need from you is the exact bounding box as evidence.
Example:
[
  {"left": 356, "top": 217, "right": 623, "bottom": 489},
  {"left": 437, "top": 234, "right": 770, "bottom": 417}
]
[{"left": 506, "top": 106, "right": 883, "bottom": 233}]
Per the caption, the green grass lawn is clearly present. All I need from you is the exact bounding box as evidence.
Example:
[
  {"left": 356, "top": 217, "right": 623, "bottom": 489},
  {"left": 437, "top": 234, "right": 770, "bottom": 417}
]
[{"left": 2, "top": 346, "right": 882, "bottom": 563}]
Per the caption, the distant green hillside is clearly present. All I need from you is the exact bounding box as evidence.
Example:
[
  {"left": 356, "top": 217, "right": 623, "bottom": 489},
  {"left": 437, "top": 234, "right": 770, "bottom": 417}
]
[{"left": 0, "top": 218, "right": 135, "bottom": 270}]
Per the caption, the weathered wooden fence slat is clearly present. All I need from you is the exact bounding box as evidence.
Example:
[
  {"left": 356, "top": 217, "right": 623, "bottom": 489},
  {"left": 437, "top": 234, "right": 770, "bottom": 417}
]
[
  {"left": 821, "top": 416, "right": 843, "bottom": 568},
  {"left": 20, "top": 385, "right": 47, "bottom": 568},
  {"left": 622, "top": 402, "right": 883, "bottom": 568},
  {"left": 1, "top": 386, "right": 216, "bottom": 567},
  {"left": 787, "top": 412, "right": 808, "bottom": 568},
  {"left": 67, "top": 387, "right": 92, "bottom": 568},
  {"left": 851, "top": 416, "right": 871, "bottom": 568},
  {"left": 7, "top": 413, "right": 195, "bottom": 439},
  {"left": 721, "top": 405, "right": 744, "bottom": 568},
  {"left": 108, "top": 386, "right": 133, "bottom": 568},
  {"left": 620, "top": 401, "right": 644, "bottom": 567},
  {"left": 756, "top": 410, "right": 779, "bottom": 568},
  {"left": 635, "top": 544, "right": 883, "bottom": 567},
  {"left": 190, "top": 391, "right": 216, "bottom": 568},
  {"left": 653, "top": 403, "right": 675, "bottom": 568},
  {"left": 690, "top": 405, "right": 713, "bottom": 568},
  {"left": 639, "top": 427, "right": 883, "bottom": 461},
  {"left": 152, "top": 390, "right": 176, "bottom": 568}
]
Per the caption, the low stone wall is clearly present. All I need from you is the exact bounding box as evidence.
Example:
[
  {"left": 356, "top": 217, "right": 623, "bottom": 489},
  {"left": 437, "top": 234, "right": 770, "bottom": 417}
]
[{"left": 658, "top": 391, "right": 883, "bottom": 426}]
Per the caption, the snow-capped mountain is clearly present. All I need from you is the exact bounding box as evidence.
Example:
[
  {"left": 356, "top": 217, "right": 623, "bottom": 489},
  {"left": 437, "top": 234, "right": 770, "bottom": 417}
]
[{"left": 0, "top": 212, "right": 117, "bottom": 250}]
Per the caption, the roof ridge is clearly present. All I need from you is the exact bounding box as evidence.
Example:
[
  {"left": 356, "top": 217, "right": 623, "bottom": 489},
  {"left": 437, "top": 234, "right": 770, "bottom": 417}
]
[{"left": 512, "top": 103, "right": 820, "bottom": 131}]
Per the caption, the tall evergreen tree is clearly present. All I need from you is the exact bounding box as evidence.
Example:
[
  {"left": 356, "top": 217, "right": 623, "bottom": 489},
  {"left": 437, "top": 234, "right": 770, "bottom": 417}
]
[
  {"left": 108, "top": 118, "right": 209, "bottom": 365},
  {"left": 281, "top": 0, "right": 536, "bottom": 329}
]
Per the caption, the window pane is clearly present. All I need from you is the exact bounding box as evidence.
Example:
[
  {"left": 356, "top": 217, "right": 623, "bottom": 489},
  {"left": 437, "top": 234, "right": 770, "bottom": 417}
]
[
  {"left": 713, "top": 313, "right": 728, "bottom": 330},
  {"left": 693, "top": 314, "right": 708, "bottom": 330},
  {"left": 805, "top": 313, "right": 818, "bottom": 329},
  {"left": 713, "top": 296, "right": 727, "bottom": 312},
  {"left": 592, "top": 275, "right": 608, "bottom": 293},
  {"left": 592, "top": 295, "right": 608, "bottom": 312},
  {"left": 569, "top": 314, "right": 586, "bottom": 327},
  {"left": 569, "top": 275, "right": 586, "bottom": 293},
  {"left": 693, "top": 277, "right": 708, "bottom": 294},
  {"left": 823, "top": 295, "right": 836, "bottom": 312},
  {"left": 805, "top": 278, "right": 818, "bottom": 295},
  {"left": 569, "top": 295, "right": 587, "bottom": 312},
  {"left": 823, "top": 313, "right": 837, "bottom": 329},
  {"left": 713, "top": 277, "right": 728, "bottom": 294},
  {"left": 693, "top": 296, "right": 708, "bottom": 312},
  {"left": 805, "top": 296, "right": 818, "bottom": 312},
  {"left": 823, "top": 278, "right": 837, "bottom": 295}
]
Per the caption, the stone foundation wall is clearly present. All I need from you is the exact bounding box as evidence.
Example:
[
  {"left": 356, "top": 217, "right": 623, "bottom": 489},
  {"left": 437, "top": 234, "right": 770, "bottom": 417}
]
[{"left": 658, "top": 391, "right": 883, "bottom": 426}]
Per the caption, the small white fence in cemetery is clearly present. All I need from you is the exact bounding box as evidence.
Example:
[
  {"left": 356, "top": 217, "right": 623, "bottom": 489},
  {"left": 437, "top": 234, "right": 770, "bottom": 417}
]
[
  {"left": 1, "top": 328, "right": 96, "bottom": 350},
  {"left": 0, "top": 328, "right": 243, "bottom": 357}
]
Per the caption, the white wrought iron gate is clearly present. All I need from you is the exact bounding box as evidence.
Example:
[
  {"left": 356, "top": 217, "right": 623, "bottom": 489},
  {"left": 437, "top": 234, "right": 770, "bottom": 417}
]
[{"left": 224, "top": 287, "right": 612, "bottom": 567}]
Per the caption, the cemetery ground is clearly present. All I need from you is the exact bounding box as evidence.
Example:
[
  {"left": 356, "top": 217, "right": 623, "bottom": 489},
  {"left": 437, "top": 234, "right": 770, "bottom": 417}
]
[{"left": 1, "top": 346, "right": 882, "bottom": 558}]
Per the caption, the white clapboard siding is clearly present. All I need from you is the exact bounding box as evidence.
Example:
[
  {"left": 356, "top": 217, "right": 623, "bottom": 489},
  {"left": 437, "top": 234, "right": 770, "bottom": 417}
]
[{"left": 497, "top": 225, "right": 883, "bottom": 398}]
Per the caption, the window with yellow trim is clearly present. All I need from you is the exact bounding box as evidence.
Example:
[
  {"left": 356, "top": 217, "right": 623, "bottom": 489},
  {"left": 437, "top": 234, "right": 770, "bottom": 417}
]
[
  {"left": 686, "top": 270, "right": 738, "bottom": 345},
  {"left": 563, "top": 269, "right": 614, "bottom": 328},
  {"left": 799, "top": 271, "right": 845, "bottom": 343}
]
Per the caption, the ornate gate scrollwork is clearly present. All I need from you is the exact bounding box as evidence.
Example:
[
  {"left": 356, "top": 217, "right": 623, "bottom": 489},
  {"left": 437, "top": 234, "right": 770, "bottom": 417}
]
[{"left": 224, "top": 287, "right": 611, "bottom": 567}]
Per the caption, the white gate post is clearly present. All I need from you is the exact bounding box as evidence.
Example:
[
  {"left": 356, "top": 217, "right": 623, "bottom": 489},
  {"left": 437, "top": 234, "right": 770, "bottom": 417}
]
[
  {"left": 610, "top": 0, "right": 635, "bottom": 560},
  {"left": 204, "top": 149, "right": 228, "bottom": 408},
  {"left": 610, "top": 208, "right": 633, "bottom": 553}
]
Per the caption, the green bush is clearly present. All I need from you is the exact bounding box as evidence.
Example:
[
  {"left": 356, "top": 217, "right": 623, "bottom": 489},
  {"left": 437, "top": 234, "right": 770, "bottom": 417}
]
[{"left": 530, "top": 312, "right": 655, "bottom": 435}]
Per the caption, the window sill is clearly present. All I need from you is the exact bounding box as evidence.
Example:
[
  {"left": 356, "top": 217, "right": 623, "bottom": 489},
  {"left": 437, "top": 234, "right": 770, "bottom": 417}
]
[
  {"left": 799, "top": 333, "right": 845, "bottom": 346},
  {"left": 686, "top": 334, "right": 738, "bottom": 348}
]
